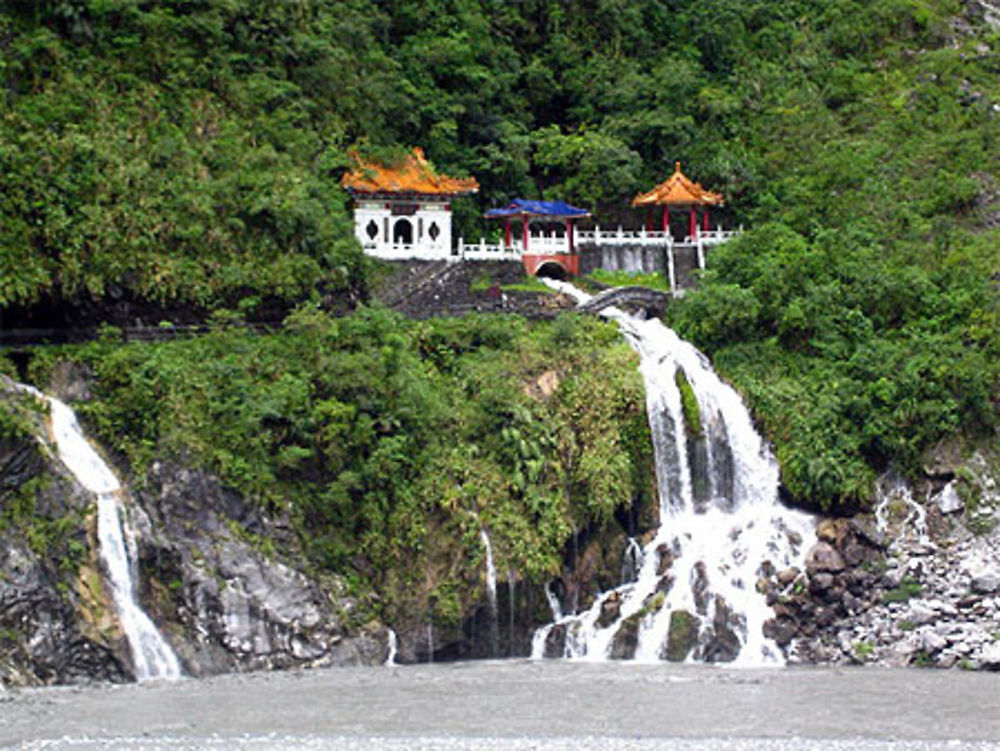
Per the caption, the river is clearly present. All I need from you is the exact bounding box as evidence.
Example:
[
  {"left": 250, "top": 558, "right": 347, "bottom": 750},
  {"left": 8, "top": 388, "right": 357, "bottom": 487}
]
[{"left": 3, "top": 661, "right": 999, "bottom": 749}]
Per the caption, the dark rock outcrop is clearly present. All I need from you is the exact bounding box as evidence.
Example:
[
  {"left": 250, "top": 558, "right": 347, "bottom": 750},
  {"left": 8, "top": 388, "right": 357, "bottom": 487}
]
[
  {"left": 133, "top": 461, "right": 387, "bottom": 676},
  {"left": 0, "top": 385, "right": 129, "bottom": 686}
]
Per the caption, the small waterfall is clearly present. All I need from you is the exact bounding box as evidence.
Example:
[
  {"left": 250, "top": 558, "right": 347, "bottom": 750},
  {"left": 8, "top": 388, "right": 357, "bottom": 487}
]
[
  {"left": 16, "top": 385, "right": 181, "bottom": 681},
  {"left": 875, "top": 475, "right": 929, "bottom": 545},
  {"left": 479, "top": 527, "right": 500, "bottom": 657},
  {"left": 621, "top": 537, "right": 643, "bottom": 584},
  {"left": 544, "top": 580, "right": 563, "bottom": 621},
  {"left": 534, "top": 282, "right": 815, "bottom": 665},
  {"left": 385, "top": 628, "right": 398, "bottom": 666},
  {"left": 426, "top": 620, "right": 434, "bottom": 663}
]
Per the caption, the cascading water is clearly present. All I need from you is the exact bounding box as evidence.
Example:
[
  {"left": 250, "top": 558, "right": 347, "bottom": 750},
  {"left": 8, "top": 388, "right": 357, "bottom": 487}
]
[
  {"left": 533, "top": 282, "right": 815, "bottom": 665},
  {"left": 385, "top": 628, "right": 399, "bottom": 666},
  {"left": 479, "top": 527, "right": 500, "bottom": 657},
  {"left": 16, "top": 385, "right": 181, "bottom": 681}
]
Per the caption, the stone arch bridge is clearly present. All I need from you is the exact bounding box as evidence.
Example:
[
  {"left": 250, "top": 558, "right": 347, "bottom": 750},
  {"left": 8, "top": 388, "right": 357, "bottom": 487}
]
[{"left": 576, "top": 286, "right": 671, "bottom": 317}]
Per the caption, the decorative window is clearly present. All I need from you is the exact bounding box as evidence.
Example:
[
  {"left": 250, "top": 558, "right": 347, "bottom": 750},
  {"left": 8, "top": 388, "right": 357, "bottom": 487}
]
[
  {"left": 428, "top": 222, "right": 441, "bottom": 241},
  {"left": 366, "top": 220, "right": 379, "bottom": 240}
]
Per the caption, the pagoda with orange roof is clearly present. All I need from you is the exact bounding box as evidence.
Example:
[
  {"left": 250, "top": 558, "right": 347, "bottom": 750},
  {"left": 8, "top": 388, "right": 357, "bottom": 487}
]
[
  {"left": 632, "top": 162, "right": 724, "bottom": 241},
  {"left": 342, "top": 147, "right": 479, "bottom": 261}
]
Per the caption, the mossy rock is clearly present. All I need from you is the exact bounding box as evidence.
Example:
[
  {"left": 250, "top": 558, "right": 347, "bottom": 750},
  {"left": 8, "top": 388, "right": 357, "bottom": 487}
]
[{"left": 665, "top": 609, "right": 700, "bottom": 662}]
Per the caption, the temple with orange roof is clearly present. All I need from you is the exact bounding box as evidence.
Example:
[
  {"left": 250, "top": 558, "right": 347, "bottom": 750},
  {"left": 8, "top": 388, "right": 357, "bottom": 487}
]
[
  {"left": 343, "top": 151, "right": 739, "bottom": 293},
  {"left": 341, "top": 147, "right": 479, "bottom": 261}
]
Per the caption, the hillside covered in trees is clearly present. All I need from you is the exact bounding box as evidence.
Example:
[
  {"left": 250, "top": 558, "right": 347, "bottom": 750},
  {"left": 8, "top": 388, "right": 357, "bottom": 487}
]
[{"left": 1, "top": 0, "right": 997, "bottom": 512}]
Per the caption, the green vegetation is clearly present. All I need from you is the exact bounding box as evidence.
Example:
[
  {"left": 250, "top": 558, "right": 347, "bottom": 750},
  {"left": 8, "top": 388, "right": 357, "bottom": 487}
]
[
  {"left": 675, "top": 369, "right": 703, "bottom": 437},
  {"left": 586, "top": 270, "right": 673, "bottom": 293},
  {"left": 884, "top": 575, "right": 923, "bottom": 603},
  {"left": 0, "top": 0, "right": 996, "bottom": 515},
  {"left": 66, "top": 309, "right": 652, "bottom": 625},
  {"left": 853, "top": 640, "right": 875, "bottom": 660}
]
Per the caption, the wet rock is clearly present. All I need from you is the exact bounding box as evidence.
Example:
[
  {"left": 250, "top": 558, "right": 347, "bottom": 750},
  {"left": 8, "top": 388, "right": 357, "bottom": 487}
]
[
  {"left": 935, "top": 482, "right": 964, "bottom": 515},
  {"left": 763, "top": 616, "right": 798, "bottom": 647},
  {"left": 776, "top": 567, "right": 800, "bottom": 588},
  {"left": 702, "top": 598, "right": 741, "bottom": 663},
  {"left": 655, "top": 544, "right": 674, "bottom": 576},
  {"left": 805, "top": 543, "right": 846, "bottom": 575},
  {"left": 543, "top": 624, "right": 568, "bottom": 659},
  {"left": 609, "top": 613, "right": 641, "bottom": 660},
  {"left": 596, "top": 592, "right": 622, "bottom": 629},
  {"left": 665, "top": 609, "right": 699, "bottom": 662},
  {"left": 692, "top": 562, "right": 710, "bottom": 615}
]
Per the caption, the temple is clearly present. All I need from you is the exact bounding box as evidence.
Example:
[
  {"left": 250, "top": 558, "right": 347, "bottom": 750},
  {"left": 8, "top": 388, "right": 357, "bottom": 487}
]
[
  {"left": 341, "top": 148, "right": 479, "bottom": 261},
  {"left": 343, "top": 150, "right": 739, "bottom": 293}
]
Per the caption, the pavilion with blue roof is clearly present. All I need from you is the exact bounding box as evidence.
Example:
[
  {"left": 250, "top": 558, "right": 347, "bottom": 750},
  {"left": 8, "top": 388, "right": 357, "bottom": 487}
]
[{"left": 484, "top": 198, "right": 591, "bottom": 277}]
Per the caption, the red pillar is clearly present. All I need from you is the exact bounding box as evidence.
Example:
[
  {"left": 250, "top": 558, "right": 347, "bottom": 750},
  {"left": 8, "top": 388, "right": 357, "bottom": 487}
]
[
  {"left": 689, "top": 206, "right": 696, "bottom": 239},
  {"left": 661, "top": 205, "right": 669, "bottom": 233},
  {"left": 522, "top": 214, "right": 529, "bottom": 252},
  {"left": 703, "top": 208, "right": 710, "bottom": 233},
  {"left": 505, "top": 219, "right": 511, "bottom": 249},
  {"left": 566, "top": 219, "right": 574, "bottom": 253}
]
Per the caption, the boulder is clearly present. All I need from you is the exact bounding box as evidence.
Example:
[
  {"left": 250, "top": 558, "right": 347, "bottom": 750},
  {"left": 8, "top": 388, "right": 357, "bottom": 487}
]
[
  {"left": 970, "top": 570, "right": 1000, "bottom": 595},
  {"left": 609, "top": 613, "right": 641, "bottom": 660},
  {"left": 978, "top": 643, "right": 1000, "bottom": 671},
  {"left": 665, "top": 610, "right": 700, "bottom": 662},
  {"left": 596, "top": 592, "right": 622, "bottom": 629},
  {"left": 809, "top": 572, "right": 835, "bottom": 594},
  {"left": 815, "top": 519, "right": 840, "bottom": 544},
  {"left": 934, "top": 482, "right": 964, "bottom": 515},
  {"left": 763, "top": 616, "right": 798, "bottom": 647},
  {"left": 776, "top": 567, "right": 800, "bottom": 588},
  {"left": 805, "top": 543, "right": 847, "bottom": 575}
]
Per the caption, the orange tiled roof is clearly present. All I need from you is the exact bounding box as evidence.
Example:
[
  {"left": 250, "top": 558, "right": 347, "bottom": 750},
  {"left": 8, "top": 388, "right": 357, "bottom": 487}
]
[
  {"left": 341, "top": 147, "right": 479, "bottom": 197},
  {"left": 631, "top": 162, "right": 724, "bottom": 207}
]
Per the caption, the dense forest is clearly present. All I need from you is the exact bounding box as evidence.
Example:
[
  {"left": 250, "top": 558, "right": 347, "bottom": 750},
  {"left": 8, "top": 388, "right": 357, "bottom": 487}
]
[{"left": 1, "top": 0, "right": 997, "bottom": 530}]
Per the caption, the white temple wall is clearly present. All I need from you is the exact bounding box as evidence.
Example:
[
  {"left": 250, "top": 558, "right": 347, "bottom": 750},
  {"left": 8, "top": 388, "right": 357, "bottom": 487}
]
[{"left": 354, "top": 199, "right": 456, "bottom": 261}]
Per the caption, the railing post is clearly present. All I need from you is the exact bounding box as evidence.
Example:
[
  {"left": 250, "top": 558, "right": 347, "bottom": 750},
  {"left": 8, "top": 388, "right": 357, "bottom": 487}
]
[{"left": 697, "top": 239, "right": 705, "bottom": 270}]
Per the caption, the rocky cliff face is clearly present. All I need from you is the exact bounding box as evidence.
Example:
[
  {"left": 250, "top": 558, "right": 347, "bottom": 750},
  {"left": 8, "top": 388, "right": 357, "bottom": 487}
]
[
  {"left": 762, "top": 451, "right": 1000, "bottom": 671},
  {"left": 0, "top": 384, "right": 128, "bottom": 685},
  {"left": 131, "top": 460, "right": 388, "bottom": 676},
  {"left": 0, "top": 377, "right": 388, "bottom": 686}
]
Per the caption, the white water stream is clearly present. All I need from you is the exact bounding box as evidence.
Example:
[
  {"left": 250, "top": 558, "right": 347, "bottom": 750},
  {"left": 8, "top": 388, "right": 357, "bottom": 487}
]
[
  {"left": 16, "top": 385, "right": 181, "bottom": 681},
  {"left": 533, "top": 282, "right": 815, "bottom": 665},
  {"left": 479, "top": 527, "right": 500, "bottom": 656}
]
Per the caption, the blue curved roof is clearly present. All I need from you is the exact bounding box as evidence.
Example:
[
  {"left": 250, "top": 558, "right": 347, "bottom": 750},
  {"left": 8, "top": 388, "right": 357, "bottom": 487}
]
[{"left": 485, "top": 198, "right": 590, "bottom": 219}]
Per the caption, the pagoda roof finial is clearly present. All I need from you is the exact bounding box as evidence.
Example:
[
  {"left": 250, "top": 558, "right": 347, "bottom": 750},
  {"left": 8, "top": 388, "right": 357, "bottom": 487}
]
[{"left": 632, "top": 162, "right": 724, "bottom": 207}]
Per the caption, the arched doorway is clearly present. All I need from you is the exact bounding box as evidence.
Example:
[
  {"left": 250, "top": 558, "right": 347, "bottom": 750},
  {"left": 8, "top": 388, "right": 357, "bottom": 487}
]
[
  {"left": 393, "top": 218, "right": 413, "bottom": 245},
  {"left": 534, "top": 261, "right": 570, "bottom": 280}
]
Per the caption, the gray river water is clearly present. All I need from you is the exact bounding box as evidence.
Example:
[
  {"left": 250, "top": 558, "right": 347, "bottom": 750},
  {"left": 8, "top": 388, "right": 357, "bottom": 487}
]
[{"left": 2, "top": 661, "right": 999, "bottom": 750}]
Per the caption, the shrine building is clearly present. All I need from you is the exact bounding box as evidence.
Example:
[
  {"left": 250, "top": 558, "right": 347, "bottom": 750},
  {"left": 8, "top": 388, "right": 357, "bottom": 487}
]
[{"left": 341, "top": 148, "right": 479, "bottom": 261}]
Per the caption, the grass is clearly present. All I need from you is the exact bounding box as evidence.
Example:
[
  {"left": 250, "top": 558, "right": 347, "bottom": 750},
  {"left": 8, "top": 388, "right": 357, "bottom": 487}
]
[{"left": 586, "top": 269, "right": 672, "bottom": 293}]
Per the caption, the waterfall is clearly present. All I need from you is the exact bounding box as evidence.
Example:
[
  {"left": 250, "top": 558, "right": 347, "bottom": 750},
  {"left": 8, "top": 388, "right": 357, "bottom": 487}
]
[
  {"left": 479, "top": 527, "right": 500, "bottom": 657},
  {"left": 875, "top": 475, "right": 929, "bottom": 545},
  {"left": 621, "top": 537, "right": 643, "bottom": 584},
  {"left": 533, "top": 282, "right": 815, "bottom": 665},
  {"left": 385, "top": 628, "right": 398, "bottom": 666},
  {"left": 15, "top": 385, "right": 181, "bottom": 681}
]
